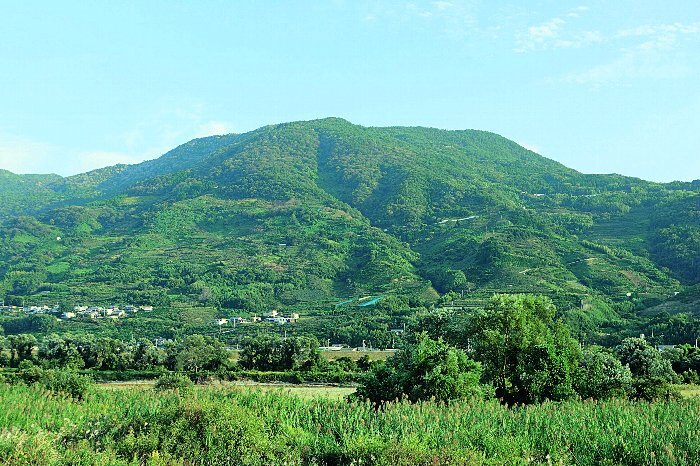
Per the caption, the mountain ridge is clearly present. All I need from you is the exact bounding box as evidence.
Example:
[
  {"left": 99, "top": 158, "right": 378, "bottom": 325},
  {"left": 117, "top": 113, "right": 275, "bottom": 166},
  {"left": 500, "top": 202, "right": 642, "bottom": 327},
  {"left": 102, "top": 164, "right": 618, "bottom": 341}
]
[{"left": 0, "top": 118, "right": 697, "bottom": 342}]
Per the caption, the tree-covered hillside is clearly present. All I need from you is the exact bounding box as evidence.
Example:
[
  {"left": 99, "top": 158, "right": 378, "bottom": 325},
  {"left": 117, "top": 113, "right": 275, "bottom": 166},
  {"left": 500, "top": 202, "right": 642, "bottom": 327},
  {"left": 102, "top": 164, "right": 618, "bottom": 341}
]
[{"left": 0, "top": 118, "right": 697, "bottom": 338}]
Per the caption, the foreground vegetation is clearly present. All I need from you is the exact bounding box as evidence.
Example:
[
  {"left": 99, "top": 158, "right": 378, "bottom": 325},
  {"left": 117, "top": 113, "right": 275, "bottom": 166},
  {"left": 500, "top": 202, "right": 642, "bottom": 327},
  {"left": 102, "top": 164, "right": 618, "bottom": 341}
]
[
  {"left": 0, "top": 383, "right": 698, "bottom": 465},
  {"left": 1, "top": 293, "right": 698, "bottom": 464}
]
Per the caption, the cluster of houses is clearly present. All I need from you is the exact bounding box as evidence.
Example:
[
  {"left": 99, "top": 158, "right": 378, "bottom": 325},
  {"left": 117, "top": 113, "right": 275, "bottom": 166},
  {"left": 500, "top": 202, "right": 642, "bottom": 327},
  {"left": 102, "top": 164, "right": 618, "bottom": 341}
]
[
  {"left": 0, "top": 305, "right": 60, "bottom": 315},
  {"left": 66, "top": 305, "right": 154, "bottom": 320},
  {"left": 0, "top": 304, "right": 153, "bottom": 320},
  {"left": 216, "top": 310, "right": 300, "bottom": 327}
]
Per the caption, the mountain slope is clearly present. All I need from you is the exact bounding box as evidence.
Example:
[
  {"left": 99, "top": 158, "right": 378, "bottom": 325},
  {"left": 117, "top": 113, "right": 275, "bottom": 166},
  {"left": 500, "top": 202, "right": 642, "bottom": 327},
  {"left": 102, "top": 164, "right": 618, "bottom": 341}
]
[{"left": 0, "top": 118, "right": 697, "bottom": 331}]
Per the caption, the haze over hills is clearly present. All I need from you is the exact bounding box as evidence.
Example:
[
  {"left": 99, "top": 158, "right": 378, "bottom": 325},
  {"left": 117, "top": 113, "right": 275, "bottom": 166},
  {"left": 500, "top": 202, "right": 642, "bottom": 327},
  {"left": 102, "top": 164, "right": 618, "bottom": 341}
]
[{"left": 0, "top": 118, "right": 698, "bottom": 336}]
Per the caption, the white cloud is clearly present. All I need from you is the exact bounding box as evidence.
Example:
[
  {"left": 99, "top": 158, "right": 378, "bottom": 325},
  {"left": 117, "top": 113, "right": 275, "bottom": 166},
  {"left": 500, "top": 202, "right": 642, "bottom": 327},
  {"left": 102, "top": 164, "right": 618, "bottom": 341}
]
[
  {"left": 195, "top": 120, "right": 235, "bottom": 138},
  {"left": 362, "top": 1, "right": 477, "bottom": 36},
  {"left": 563, "top": 50, "right": 691, "bottom": 86},
  {"left": 563, "top": 21, "right": 700, "bottom": 86},
  {"left": 514, "top": 6, "right": 601, "bottom": 53},
  {"left": 616, "top": 22, "right": 700, "bottom": 38},
  {"left": 432, "top": 1, "right": 453, "bottom": 11},
  {"left": 0, "top": 132, "right": 154, "bottom": 176},
  {"left": 0, "top": 101, "right": 237, "bottom": 176},
  {"left": 616, "top": 21, "right": 700, "bottom": 52}
]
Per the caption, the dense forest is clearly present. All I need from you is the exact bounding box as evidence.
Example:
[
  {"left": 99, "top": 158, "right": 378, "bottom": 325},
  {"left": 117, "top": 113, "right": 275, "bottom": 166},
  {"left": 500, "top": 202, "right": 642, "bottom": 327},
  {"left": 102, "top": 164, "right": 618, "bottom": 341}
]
[{"left": 0, "top": 118, "right": 698, "bottom": 346}]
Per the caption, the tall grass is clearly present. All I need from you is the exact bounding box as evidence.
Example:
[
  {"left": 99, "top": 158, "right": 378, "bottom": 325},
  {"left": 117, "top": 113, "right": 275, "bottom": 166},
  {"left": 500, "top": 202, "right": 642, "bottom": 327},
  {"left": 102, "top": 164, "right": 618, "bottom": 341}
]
[{"left": 1, "top": 383, "right": 699, "bottom": 465}]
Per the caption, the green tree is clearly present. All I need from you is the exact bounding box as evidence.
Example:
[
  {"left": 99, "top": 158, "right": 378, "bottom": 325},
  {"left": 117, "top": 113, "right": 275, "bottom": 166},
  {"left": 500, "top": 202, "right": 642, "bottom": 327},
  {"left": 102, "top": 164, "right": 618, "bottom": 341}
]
[
  {"left": 74, "top": 336, "right": 133, "bottom": 371},
  {"left": 470, "top": 295, "right": 581, "bottom": 404},
  {"left": 355, "top": 333, "right": 484, "bottom": 404},
  {"left": 165, "top": 335, "right": 227, "bottom": 374},
  {"left": 616, "top": 337, "right": 678, "bottom": 400},
  {"left": 0, "top": 336, "right": 8, "bottom": 367},
  {"left": 132, "top": 338, "right": 165, "bottom": 370},
  {"left": 239, "top": 335, "right": 320, "bottom": 371},
  {"left": 573, "top": 346, "right": 633, "bottom": 399},
  {"left": 665, "top": 344, "right": 700, "bottom": 384},
  {"left": 8, "top": 333, "right": 37, "bottom": 366},
  {"left": 38, "top": 334, "right": 84, "bottom": 368}
]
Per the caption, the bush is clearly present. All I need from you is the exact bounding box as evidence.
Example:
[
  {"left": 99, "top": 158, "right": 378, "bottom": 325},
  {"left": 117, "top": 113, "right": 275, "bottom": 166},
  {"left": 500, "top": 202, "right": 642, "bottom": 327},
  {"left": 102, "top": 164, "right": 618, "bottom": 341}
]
[
  {"left": 17, "top": 360, "right": 44, "bottom": 385},
  {"left": 73, "top": 398, "right": 284, "bottom": 465},
  {"left": 574, "top": 346, "right": 633, "bottom": 400},
  {"left": 356, "top": 333, "right": 484, "bottom": 404},
  {"left": 40, "top": 370, "right": 94, "bottom": 400},
  {"left": 154, "top": 373, "right": 194, "bottom": 392},
  {"left": 633, "top": 376, "right": 680, "bottom": 401},
  {"left": 616, "top": 337, "right": 679, "bottom": 400}
]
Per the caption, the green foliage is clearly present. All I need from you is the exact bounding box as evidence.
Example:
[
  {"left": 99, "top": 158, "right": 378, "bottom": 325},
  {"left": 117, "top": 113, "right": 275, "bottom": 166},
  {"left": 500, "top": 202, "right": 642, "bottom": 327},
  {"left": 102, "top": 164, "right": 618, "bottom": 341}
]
[
  {"left": 132, "top": 338, "right": 166, "bottom": 370},
  {"left": 574, "top": 346, "right": 633, "bottom": 399},
  {"left": 470, "top": 295, "right": 582, "bottom": 404},
  {"left": 40, "top": 369, "right": 94, "bottom": 400},
  {"left": 356, "top": 333, "right": 484, "bottom": 403},
  {"left": 616, "top": 337, "right": 679, "bottom": 400},
  {"left": 11, "top": 362, "right": 94, "bottom": 399},
  {"left": 239, "top": 335, "right": 321, "bottom": 371},
  {"left": 164, "top": 334, "right": 227, "bottom": 374},
  {"left": 665, "top": 344, "right": 700, "bottom": 384},
  {"left": 1, "top": 383, "right": 700, "bottom": 465},
  {"left": 38, "top": 334, "right": 84, "bottom": 368},
  {"left": 7, "top": 333, "right": 37, "bottom": 366},
  {"left": 153, "top": 373, "right": 194, "bottom": 393}
]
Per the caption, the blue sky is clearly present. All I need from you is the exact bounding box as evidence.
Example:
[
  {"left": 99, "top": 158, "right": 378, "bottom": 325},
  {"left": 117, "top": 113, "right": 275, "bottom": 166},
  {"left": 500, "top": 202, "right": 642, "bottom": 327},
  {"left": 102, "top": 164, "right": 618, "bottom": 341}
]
[{"left": 1, "top": 1, "right": 698, "bottom": 182}]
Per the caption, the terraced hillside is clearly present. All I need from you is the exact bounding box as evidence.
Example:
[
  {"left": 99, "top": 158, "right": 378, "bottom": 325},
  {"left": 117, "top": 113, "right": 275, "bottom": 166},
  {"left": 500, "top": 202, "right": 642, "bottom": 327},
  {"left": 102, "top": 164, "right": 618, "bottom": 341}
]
[{"left": 0, "top": 118, "right": 697, "bottom": 334}]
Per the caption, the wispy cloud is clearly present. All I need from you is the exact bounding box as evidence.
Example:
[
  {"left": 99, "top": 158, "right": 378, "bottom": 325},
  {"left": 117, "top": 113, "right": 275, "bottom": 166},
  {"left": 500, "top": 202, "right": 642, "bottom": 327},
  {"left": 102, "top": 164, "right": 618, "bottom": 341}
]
[
  {"left": 562, "top": 52, "right": 691, "bottom": 86},
  {"left": 432, "top": 1, "right": 454, "bottom": 11},
  {"left": 72, "top": 151, "right": 146, "bottom": 173},
  {"left": 515, "top": 6, "right": 602, "bottom": 53},
  {"left": 361, "top": 1, "right": 478, "bottom": 35},
  {"left": 195, "top": 121, "right": 235, "bottom": 138},
  {"left": 0, "top": 132, "right": 152, "bottom": 176},
  {"left": 563, "top": 21, "right": 700, "bottom": 86},
  {"left": 616, "top": 21, "right": 700, "bottom": 51}
]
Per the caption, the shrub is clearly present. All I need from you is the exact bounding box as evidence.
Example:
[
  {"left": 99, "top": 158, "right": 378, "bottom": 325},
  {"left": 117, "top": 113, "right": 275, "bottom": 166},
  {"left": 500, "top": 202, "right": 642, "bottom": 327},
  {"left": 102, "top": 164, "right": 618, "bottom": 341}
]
[
  {"left": 616, "top": 337, "right": 679, "bottom": 400},
  {"left": 154, "top": 373, "right": 194, "bottom": 392},
  {"left": 574, "top": 346, "right": 633, "bottom": 399},
  {"left": 356, "top": 333, "right": 484, "bottom": 403},
  {"left": 40, "top": 370, "right": 94, "bottom": 400},
  {"left": 75, "top": 398, "right": 284, "bottom": 465}
]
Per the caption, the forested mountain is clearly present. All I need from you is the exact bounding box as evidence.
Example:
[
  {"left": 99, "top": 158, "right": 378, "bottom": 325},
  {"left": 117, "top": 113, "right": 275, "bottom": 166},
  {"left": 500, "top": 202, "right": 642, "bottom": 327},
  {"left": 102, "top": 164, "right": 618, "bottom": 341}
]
[{"left": 1, "top": 118, "right": 698, "bottom": 335}]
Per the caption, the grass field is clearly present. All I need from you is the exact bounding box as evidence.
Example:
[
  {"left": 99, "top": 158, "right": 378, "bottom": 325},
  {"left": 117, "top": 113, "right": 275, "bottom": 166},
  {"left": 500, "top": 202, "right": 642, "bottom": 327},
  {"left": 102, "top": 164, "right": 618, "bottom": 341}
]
[
  {"left": 2, "top": 382, "right": 700, "bottom": 465},
  {"left": 320, "top": 349, "right": 396, "bottom": 361},
  {"left": 101, "top": 380, "right": 356, "bottom": 399},
  {"left": 679, "top": 384, "right": 700, "bottom": 398},
  {"left": 225, "top": 382, "right": 356, "bottom": 399}
]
